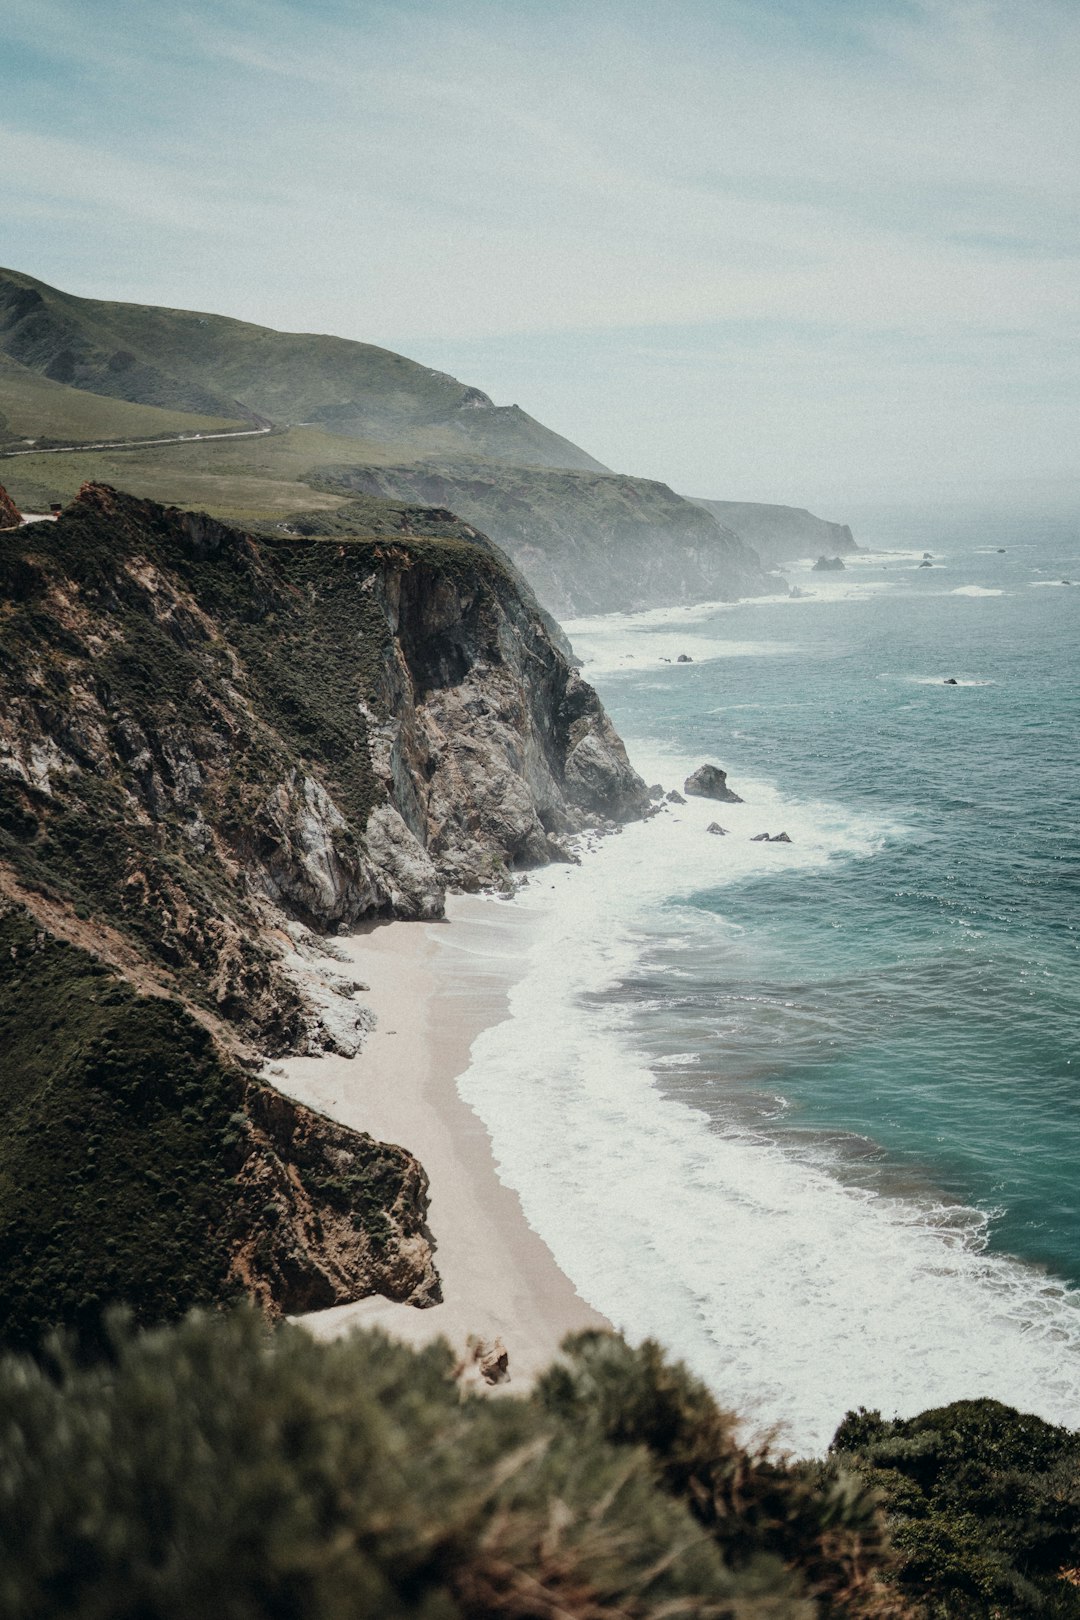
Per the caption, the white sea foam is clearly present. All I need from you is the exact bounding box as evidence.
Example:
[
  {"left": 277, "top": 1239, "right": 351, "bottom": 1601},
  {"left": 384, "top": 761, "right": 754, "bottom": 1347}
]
[
  {"left": 1030, "top": 579, "right": 1075, "bottom": 588},
  {"left": 951, "top": 585, "right": 1003, "bottom": 597},
  {"left": 451, "top": 728, "right": 1080, "bottom": 1454}
]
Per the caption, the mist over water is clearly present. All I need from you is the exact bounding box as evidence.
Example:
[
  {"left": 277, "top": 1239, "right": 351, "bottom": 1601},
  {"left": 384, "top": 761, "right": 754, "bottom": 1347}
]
[{"left": 455, "top": 505, "right": 1080, "bottom": 1453}]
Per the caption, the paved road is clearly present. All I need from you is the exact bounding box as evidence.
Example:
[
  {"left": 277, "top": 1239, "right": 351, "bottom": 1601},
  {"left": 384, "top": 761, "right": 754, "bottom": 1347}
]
[{"left": 0, "top": 425, "right": 273, "bottom": 460}]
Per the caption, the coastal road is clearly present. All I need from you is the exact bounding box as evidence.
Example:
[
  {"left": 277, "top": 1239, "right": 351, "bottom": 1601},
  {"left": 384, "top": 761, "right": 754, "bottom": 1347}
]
[{"left": 0, "top": 425, "right": 274, "bottom": 459}]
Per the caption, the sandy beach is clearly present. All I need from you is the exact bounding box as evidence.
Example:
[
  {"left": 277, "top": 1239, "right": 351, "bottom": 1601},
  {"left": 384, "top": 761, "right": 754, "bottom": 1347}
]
[{"left": 272, "top": 893, "right": 610, "bottom": 1386}]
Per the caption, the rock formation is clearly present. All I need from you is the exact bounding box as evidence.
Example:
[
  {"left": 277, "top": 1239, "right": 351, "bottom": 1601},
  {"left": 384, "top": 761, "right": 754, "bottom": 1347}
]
[
  {"left": 684, "top": 765, "right": 743, "bottom": 803},
  {"left": 812, "top": 555, "right": 846, "bottom": 572},
  {"left": 0, "top": 482, "right": 21, "bottom": 530}
]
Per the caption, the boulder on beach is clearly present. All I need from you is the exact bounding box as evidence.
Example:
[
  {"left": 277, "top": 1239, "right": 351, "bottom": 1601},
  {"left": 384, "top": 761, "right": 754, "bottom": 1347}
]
[
  {"left": 684, "top": 764, "right": 743, "bottom": 803},
  {"left": 706, "top": 822, "right": 728, "bottom": 836},
  {"left": 665, "top": 790, "right": 686, "bottom": 805}
]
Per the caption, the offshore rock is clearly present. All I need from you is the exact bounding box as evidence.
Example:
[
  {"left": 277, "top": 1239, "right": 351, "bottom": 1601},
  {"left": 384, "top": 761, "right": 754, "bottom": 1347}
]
[{"left": 684, "top": 764, "right": 744, "bottom": 803}]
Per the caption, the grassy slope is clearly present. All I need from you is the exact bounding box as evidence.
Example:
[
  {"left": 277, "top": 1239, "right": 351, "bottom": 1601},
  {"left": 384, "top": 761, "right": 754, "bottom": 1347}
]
[
  {"left": 0, "top": 353, "right": 243, "bottom": 450},
  {"left": 0, "top": 424, "right": 370, "bottom": 520}
]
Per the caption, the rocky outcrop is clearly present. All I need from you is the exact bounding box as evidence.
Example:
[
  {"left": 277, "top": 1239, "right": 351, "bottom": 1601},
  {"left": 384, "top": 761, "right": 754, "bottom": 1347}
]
[
  {"left": 0, "top": 482, "right": 20, "bottom": 530},
  {"left": 232, "top": 1084, "right": 439, "bottom": 1316},
  {"left": 693, "top": 499, "right": 859, "bottom": 568},
  {"left": 813, "top": 555, "right": 846, "bottom": 572},
  {"left": 684, "top": 765, "right": 743, "bottom": 803}
]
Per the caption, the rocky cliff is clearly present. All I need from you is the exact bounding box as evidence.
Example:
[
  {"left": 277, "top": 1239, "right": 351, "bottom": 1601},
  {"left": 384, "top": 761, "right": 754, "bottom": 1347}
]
[
  {"left": 0, "top": 483, "right": 646, "bottom": 1348},
  {"left": 309, "top": 463, "right": 775, "bottom": 617},
  {"left": 692, "top": 499, "right": 858, "bottom": 567},
  {"left": 0, "top": 481, "right": 20, "bottom": 530}
]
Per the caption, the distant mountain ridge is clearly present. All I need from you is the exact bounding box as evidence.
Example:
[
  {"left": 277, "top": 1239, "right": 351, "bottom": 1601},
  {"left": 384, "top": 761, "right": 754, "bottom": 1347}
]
[
  {"left": 693, "top": 499, "right": 859, "bottom": 567},
  {"left": 314, "top": 461, "right": 773, "bottom": 617}
]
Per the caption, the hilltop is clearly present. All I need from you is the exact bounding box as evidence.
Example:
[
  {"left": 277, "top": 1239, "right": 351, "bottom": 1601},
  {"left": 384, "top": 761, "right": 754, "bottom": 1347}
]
[{"left": 0, "top": 266, "right": 605, "bottom": 471}]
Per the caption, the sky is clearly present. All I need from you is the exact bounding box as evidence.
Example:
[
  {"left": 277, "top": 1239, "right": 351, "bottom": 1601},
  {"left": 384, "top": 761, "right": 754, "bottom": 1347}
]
[{"left": 2, "top": 0, "right": 1078, "bottom": 508}]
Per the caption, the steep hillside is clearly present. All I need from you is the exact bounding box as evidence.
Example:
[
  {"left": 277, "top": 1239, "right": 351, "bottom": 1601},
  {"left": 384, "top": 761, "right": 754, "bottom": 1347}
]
[
  {"left": 694, "top": 498, "right": 859, "bottom": 566},
  {"left": 0, "top": 267, "right": 606, "bottom": 471},
  {"left": 314, "top": 462, "right": 777, "bottom": 616}
]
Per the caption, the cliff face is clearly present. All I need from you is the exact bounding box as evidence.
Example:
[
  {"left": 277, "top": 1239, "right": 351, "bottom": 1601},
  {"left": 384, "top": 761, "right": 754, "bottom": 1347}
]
[
  {"left": 0, "top": 485, "right": 646, "bottom": 1053},
  {"left": 309, "top": 465, "right": 775, "bottom": 617},
  {"left": 692, "top": 499, "right": 858, "bottom": 567}
]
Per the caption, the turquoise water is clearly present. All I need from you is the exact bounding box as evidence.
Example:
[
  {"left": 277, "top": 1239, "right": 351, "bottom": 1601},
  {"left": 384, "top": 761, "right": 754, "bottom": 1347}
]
[
  {"left": 587, "top": 507, "right": 1080, "bottom": 1285},
  {"left": 456, "top": 507, "right": 1080, "bottom": 1449}
]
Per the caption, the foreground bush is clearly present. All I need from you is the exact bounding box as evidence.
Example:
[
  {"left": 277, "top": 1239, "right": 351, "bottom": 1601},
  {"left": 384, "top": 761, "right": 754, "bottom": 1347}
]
[
  {"left": 831, "top": 1400, "right": 1080, "bottom": 1617},
  {"left": 0, "top": 1311, "right": 899, "bottom": 1620}
]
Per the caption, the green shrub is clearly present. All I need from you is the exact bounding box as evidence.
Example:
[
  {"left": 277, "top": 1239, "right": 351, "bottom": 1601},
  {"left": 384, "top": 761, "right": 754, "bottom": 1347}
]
[
  {"left": 831, "top": 1400, "right": 1080, "bottom": 1617},
  {"left": 0, "top": 1310, "right": 816, "bottom": 1620},
  {"left": 538, "top": 1332, "right": 906, "bottom": 1618}
]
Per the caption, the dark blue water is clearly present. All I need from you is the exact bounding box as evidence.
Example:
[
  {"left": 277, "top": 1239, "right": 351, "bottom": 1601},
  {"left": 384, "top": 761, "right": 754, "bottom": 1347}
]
[{"left": 581, "top": 507, "right": 1080, "bottom": 1283}]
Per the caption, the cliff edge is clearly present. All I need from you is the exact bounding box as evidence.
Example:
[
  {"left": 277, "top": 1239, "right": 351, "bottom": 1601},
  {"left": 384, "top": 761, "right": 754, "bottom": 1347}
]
[{"left": 0, "top": 484, "right": 647, "bottom": 1348}]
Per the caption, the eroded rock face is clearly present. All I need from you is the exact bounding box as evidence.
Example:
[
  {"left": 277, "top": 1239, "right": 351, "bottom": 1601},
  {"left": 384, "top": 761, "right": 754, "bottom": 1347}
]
[
  {"left": 684, "top": 765, "right": 743, "bottom": 803},
  {"left": 232, "top": 1085, "right": 440, "bottom": 1316},
  {"left": 365, "top": 542, "right": 649, "bottom": 892},
  {"left": 0, "top": 483, "right": 21, "bottom": 530}
]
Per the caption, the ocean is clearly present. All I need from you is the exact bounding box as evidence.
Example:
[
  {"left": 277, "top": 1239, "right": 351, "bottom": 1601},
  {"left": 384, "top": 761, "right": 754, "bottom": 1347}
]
[{"left": 456, "top": 505, "right": 1080, "bottom": 1454}]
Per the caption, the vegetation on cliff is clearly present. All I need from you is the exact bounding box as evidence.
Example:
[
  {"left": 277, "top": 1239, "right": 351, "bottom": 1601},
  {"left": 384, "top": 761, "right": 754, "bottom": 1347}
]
[
  {"left": 0, "top": 483, "right": 643, "bottom": 1050},
  {"left": 0, "top": 1309, "right": 907, "bottom": 1620},
  {"left": 0, "top": 481, "right": 643, "bottom": 1344},
  {"left": 0, "top": 907, "right": 437, "bottom": 1355},
  {"left": 832, "top": 1401, "right": 1080, "bottom": 1616}
]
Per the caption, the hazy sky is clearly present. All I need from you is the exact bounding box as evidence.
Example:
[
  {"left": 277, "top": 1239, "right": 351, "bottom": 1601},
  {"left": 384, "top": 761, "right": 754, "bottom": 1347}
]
[{"left": 2, "top": 0, "right": 1078, "bottom": 507}]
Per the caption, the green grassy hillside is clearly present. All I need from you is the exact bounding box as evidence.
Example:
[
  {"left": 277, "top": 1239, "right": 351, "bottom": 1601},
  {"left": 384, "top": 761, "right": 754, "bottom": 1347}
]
[
  {"left": 0, "top": 352, "right": 244, "bottom": 451},
  {"left": 0, "top": 267, "right": 606, "bottom": 471}
]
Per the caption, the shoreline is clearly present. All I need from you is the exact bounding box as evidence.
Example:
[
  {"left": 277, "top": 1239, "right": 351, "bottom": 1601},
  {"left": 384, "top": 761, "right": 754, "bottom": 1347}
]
[{"left": 271, "top": 892, "right": 611, "bottom": 1386}]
